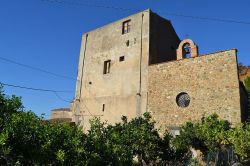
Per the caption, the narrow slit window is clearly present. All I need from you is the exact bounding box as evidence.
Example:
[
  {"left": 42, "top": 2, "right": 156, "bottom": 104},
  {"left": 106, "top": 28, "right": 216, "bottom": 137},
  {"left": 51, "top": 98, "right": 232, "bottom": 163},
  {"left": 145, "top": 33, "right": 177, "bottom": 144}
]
[
  {"left": 102, "top": 104, "right": 105, "bottom": 112},
  {"left": 103, "top": 60, "right": 111, "bottom": 74},
  {"left": 126, "top": 40, "right": 130, "bottom": 47},
  {"left": 122, "top": 20, "right": 131, "bottom": 34}
]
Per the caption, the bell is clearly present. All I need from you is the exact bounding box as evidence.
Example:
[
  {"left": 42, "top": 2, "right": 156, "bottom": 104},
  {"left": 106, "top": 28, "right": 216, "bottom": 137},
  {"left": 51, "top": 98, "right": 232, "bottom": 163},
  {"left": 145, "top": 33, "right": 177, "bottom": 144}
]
[{"left": 184, "top": 47, "right": 191, "bottom": 54}]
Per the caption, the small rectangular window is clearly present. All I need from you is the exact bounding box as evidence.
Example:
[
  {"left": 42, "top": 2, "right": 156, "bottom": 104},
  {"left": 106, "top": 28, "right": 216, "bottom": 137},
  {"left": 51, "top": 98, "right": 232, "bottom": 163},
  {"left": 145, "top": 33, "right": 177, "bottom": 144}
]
[
  {"left": 103, "top": 60, "right": 111, "bottom": 74},
  {"left": 122, "top": 20, "right": 131, "bottom": 34},
  {"left": 119, "top": 56, "right": 125, "bottom": 62}
]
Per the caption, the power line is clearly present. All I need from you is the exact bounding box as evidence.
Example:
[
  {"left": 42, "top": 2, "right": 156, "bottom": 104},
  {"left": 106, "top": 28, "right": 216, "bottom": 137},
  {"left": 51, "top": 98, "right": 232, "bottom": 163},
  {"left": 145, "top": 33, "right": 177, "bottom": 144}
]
[
  {"left": 41, "top": 0, "right": 250, "bottom": 25},
  {"left": 159, "top": 12, "right": 250, "bottom": 25},
  {"left": 0, "top": 82, "right": 73, "bottom": 103},
  {"left": 82, "top": 103, "right": 94, "bottom": 116},
  {"left": 41, "top": 0, "right": 136, "bottom": 12},
  {"left": 87, "top": 88, "right": 121, "bottom": 121},
  {"left": 0, "top": 56, "right": 77, "bottom": 81},
  {"left": 54, "top": 92, "right": 72, "bottom": 102},
  {"left": 1, "top": 82, "right": 72, "bottom": 93}
]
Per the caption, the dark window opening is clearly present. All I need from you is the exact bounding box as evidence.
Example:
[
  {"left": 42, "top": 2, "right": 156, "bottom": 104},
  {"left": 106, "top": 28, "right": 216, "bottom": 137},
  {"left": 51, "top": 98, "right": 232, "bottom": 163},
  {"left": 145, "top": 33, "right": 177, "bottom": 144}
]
[
  {"left": 89, "top": 81, "right": 92, "bottom": 85},
  {"left": 126, "top": 40, "right": 130, "bottom": 47},
  {"left": 176, "top": 92, "right": 190, "bottom": 107},
  {"left": 122, "top": 20, "right": 131, "bottom": 34},
  {"left": 103, "top": 60, "right": 111, "bottom": 74},
  {"left": 102, "top": 104, "right": 105, "bottom": 112},
  {"left": 119, "top": 56, "right": 125, "bottom": 62},
  {"left": 183, "top": 43, "right": 191, "bottom": 58}
]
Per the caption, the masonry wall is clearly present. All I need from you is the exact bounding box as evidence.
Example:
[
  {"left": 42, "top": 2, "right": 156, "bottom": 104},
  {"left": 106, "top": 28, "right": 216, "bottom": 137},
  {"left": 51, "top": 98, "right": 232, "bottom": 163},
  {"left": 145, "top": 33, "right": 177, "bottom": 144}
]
[
  {"left": 148, "top": 49, "right": 242, "bottom": 131},
  {"left": 72, "top": 10, "right": 151, "bottom": 131},
  {"left": 50, "top": 108, "right": 72, "bottom": 122}
]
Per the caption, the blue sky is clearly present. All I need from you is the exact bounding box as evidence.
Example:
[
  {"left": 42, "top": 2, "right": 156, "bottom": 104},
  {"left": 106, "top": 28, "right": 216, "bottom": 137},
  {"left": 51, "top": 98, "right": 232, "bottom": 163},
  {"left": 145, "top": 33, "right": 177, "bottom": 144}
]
[{"left": 0, "top": 0, "right": 249, "bottom": 118}]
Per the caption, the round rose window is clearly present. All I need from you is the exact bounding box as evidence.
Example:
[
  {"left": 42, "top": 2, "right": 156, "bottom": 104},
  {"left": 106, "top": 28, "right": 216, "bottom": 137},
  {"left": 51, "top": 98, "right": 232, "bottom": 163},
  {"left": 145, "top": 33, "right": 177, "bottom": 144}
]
[{"left": 176, "top": 92, "right": 190, "bottom": 107}]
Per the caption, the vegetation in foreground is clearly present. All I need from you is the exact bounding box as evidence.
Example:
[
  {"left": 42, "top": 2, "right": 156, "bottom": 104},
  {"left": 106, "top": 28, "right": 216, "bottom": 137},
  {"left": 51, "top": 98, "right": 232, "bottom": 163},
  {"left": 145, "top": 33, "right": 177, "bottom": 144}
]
[{"left": 0, "top": 85, "right": 250, "bottom": 165}]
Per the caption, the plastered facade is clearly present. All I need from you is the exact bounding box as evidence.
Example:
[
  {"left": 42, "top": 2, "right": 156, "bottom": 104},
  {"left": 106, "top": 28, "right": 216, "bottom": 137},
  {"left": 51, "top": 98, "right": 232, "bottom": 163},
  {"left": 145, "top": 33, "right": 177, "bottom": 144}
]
[
  {"left": 70, "top": 9, "right": 180, "bottom": 131},
  {"left": 72, "top": 10, "right": 150, "bottom": 131}
]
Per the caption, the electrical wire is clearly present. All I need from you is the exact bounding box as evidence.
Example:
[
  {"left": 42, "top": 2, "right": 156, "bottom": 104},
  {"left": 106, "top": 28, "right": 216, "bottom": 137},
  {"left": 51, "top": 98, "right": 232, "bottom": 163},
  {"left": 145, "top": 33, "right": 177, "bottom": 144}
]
[
  {"left": 54, "top": 91, "right": 72, "bottom": 102},
  {"left": 1, "top": 82, "right": 72, "bottom": 93},
  {"left": 0, "top": 82, "right": 100, "bottom": 115},
  {"left": 0, "top": 82, "right": 73, "bottom": 103},
  {"left": 82, "top": 103, "right": 94, "bottom": 116},
  {"left": 87, "top": 88, "right": 121, "bottom": 121},
  {"left": 41, "top": 0, "right": 250, "bottom": 25},
  {"left": 0, "top": 56, "right": 78, "bottom": 81},
  {"left": 41, "top": 0, "right": 135, "bottom": 12},
  {"left": 159, "top": 12, "right": 250, "bottom": 25}
]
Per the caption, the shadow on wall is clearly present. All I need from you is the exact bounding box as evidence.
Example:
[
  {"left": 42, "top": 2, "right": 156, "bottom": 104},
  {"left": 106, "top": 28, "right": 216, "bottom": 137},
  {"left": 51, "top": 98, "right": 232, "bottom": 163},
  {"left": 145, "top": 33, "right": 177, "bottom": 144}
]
[{"left": 149, "top": 12, "right": 180, "bottom": 64}]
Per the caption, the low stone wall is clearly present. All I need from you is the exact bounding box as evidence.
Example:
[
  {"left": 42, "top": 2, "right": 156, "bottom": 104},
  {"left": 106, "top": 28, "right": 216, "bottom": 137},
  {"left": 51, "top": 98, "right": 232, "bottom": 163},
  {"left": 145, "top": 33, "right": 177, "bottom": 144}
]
[{"left": 50, "top": 108, "right": 72, "bottom": 122}]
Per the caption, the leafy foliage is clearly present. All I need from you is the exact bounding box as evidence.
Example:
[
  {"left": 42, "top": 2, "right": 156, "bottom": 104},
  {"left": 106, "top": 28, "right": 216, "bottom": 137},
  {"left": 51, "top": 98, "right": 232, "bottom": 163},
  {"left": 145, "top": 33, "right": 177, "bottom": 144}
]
[
  {"left": 0, "top": 85, "right": 174, "bottom": 165},
  {"left": 0, "top": 85, "right": 89, "bottom": 165},
  {"left": 228, "top": 124, "right": 250, "bottom": 160},
  {"left": 1, "top": 84, "right": 250, "bottom": 165},
  {"left": 0, "top": 84, "right": 23, "bottom": 131},
  {"left": 0, "top": 109, "right": 89, "bottom": 165},
  {"left": 86, "top": 112, "right": 172, "bottom": 165},
  {"left": 174, "top": 114, "right": 230, "bottom": 157},
  {"left": 244, "top": 76, "right": 250, "bottom": 92}
]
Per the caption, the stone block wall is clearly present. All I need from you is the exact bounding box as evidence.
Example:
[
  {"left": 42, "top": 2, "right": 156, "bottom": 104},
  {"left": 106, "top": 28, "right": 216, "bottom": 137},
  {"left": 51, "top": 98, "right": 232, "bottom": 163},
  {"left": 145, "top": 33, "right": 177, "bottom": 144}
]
[{"left": 148, "top": 49, "right": 242, "bottom": 132}]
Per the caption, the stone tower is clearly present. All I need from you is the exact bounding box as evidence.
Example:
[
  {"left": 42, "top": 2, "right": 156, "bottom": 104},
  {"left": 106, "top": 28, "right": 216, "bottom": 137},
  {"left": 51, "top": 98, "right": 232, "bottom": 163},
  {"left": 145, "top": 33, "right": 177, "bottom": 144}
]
[{"left": 70, "top": 9, "right": 180, "bottom": 131}]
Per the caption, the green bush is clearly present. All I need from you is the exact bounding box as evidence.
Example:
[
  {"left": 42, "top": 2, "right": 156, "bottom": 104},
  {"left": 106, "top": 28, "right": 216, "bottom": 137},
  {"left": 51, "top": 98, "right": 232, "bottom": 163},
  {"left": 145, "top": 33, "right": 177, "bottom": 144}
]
[
  {"left": 1, "top": 84, "right": 250, "bottom": 165},
  {"left": 244, "top": 76, "right": 250, "bottom": 92}
]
